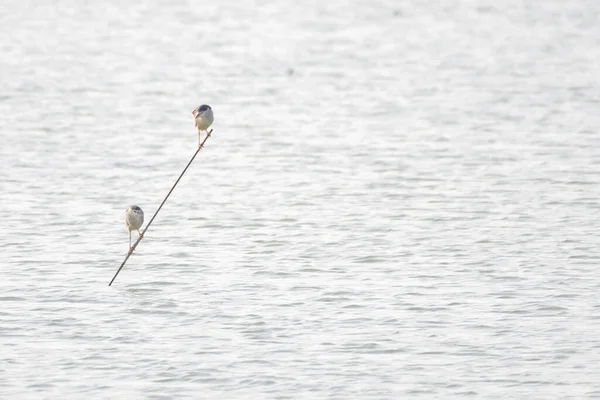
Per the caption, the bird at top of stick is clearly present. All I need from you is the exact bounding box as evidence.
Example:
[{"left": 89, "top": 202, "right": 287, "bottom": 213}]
[
  {"left": 125, "top": 205, "right": 144, "bottom": 252},
  {"left": 192, "top": 104, "right": 214, "bottom": 148}
]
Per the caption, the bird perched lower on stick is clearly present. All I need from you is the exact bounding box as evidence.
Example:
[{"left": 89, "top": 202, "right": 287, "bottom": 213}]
[
  {"left": 125, "top": 205, "right": 144, "bottom": 252},
  {"left": 192, "top": 104, "right": 214, "bottom": 148}
]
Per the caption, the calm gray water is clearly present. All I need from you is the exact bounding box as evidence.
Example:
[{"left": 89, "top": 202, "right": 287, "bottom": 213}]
[{"left": 1, "top": 0, "right": 600, "bottom": 398}]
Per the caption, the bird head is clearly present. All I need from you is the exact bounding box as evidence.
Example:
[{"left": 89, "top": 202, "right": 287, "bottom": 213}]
[{"left": 192, "top": 104, "right": 211, "bottom": 117}]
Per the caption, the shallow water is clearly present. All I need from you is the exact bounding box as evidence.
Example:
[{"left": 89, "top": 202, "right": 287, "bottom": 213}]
[{"left": 1, "top": 0, "right": 600, "bottom": 398}]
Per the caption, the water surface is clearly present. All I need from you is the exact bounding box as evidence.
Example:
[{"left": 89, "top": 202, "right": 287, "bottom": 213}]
[{"left": 1, "top": 0, "right": 600, "bottom": 398}]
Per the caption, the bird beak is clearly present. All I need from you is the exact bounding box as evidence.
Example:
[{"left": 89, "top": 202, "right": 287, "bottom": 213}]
[{"left": 192, "top": 109, "right": 198, "bottom": 117}]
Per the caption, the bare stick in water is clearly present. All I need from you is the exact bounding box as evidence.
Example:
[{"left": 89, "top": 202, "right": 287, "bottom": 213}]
[{"left": 108, "top": 130, "right": 213, "bottom": 286}]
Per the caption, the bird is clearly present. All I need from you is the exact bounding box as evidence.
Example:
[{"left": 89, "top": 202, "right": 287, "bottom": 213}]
[
  {"left": 192, "top": 104, "right": 214, "bottom": 148},
  {"left": 125, "top": 205, "right": 144, "bottom": 252}
]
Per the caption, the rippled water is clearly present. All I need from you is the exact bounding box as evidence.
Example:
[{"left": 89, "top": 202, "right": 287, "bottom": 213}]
[{"left": 1, "top": 0, "right": 600, "bottom": 398}]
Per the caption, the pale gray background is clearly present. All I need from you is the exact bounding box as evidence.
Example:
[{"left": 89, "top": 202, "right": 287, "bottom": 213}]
[{"left": 1, "top": 0, "right": 599, "bottom": 398}]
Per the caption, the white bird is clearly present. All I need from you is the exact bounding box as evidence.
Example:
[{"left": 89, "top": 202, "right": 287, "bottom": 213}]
[
  {"left": 192, "top": 104, "right": 214, "bottom": 148},
  {"left": 125, "top": 205, "right": 144, "bottom": 252}
]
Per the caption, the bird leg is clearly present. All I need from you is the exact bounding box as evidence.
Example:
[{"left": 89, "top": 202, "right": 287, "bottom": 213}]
[
  {"left": 138, "top": 230, "right": 144, "bottom": 239},
  {"left": 199, "top": 130, "right": 207, "bottom": 149},
  {"left": 129, "top": 231, "right": 133, "bottom": 253},
  {"left": 198, "top": 129, "right": 213, "bottom": 149}
]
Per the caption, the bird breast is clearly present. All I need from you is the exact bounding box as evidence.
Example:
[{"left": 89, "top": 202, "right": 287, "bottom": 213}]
[
  {"left": 195, "top": 110, "right": 214, "bottom": 131},
  {"left": 125, "top": 211, "right": 144, "bottom": 231}
]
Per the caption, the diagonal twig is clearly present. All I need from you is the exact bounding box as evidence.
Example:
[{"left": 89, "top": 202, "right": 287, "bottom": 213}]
[{"left": 108, "top": 130, "right": 213, "bottom": 286}]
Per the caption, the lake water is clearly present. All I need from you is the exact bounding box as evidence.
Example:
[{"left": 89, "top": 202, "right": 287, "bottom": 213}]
[{"left": 1, "top": 0, "right": 600, "bottom": 398}]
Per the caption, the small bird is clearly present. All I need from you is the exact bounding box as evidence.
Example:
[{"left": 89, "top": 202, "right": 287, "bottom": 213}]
[
  {"left": 192, "top": 104, "right": 214, "bottom": 148},
  {"left": 125, "top": 205, "right": 144, "bottom": 252}
]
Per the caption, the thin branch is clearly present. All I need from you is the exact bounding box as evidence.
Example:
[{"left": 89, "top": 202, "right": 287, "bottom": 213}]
[{"left": 108, "top": 130, "right": 213, "bottom": 286}]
